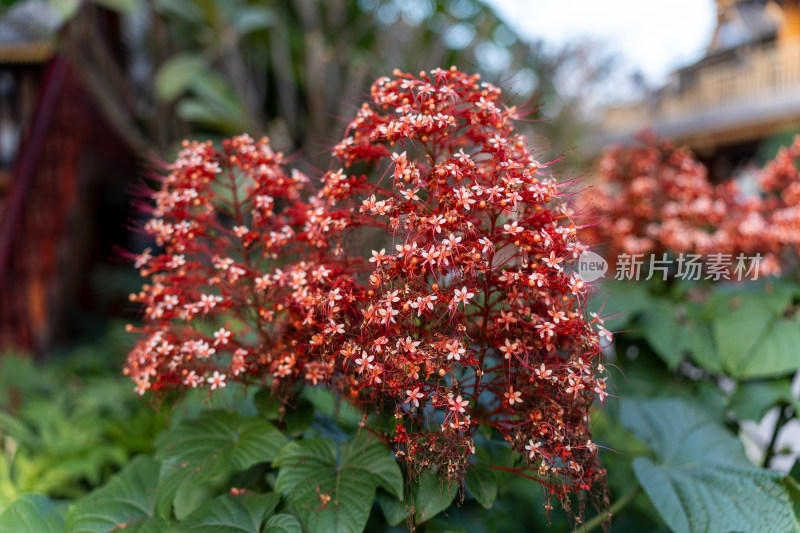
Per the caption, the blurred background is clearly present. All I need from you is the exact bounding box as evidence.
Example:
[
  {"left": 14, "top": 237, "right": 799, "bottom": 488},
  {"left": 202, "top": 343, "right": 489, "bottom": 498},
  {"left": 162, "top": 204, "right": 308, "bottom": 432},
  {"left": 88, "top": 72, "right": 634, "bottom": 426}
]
[
  {"left": 3, "top": 1, "right": 800, "bottom": 526},
  {"left": 1, "top": 0, "right": 798, "bottom": 355}
]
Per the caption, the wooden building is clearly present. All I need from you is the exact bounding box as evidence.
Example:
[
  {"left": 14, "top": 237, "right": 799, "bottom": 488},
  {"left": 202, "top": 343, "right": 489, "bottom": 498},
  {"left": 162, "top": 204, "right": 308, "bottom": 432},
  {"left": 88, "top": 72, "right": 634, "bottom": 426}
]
[
  {"left": 0, "top": 2, "right": 138, "bottom": 355},
  {"left": 601, "top": 0, "right": 800, "bottom": 174}
]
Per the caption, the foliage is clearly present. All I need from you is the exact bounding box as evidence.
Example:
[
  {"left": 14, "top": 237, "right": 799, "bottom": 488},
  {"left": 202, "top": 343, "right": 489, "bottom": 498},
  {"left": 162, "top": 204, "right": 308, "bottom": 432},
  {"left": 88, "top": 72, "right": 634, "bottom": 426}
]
[
  {"left": 0, "top": 382, "right": 564, "bottom": 532},
  {"left": 0, "top": 334, "right": 168, "bottom": 509},
  {"left": 585, "top": 276, "right": 800, "bottom": 532},
  {"left": 51, "top": 0, "right": 614, "bottom": 170}
]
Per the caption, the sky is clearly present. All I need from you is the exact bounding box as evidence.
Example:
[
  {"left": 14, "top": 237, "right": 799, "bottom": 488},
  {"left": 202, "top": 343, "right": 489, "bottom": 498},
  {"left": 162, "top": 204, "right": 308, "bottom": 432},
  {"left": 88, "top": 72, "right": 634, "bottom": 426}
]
[{"left": 488, "top": 0, "right": 718, "bottom": 86}]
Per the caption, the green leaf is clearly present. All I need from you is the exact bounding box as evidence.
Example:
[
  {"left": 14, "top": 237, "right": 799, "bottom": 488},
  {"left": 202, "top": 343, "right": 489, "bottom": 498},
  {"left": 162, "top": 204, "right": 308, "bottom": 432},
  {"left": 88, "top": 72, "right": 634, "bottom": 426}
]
[
  {"left": 263, "top": 514, "right": 302, "bottom": 533},
  {"left": 706, "top": 287, "right": 793, "bottom": 318},
  {"left": 254, "top": 389, "right": 281, "bottom": 421},
  {"left": 154, "top": 53, "right": 211, "bottom": 102},
  {"left": 174, "top": 72, "right": 250, "bottom": 133},
  {"left": 411, "top": 472, "right": 458, "bottom": 525},
  {"left": 729, "top": 379, "right": 798, "bottom": 421},
  {"left": 588, "top": 281, "right": 651, "bottom": 328},
  {"left": 753, "top": 321, "right": 800, "bottom": 377},
  {"left": 274, "top": 433, "right": 402, "bottom": 533},
  {"left": 680, "top": 320, "right": 723, "bottom": 374},
  {"left": 632, "top": 458, "right": 797, "bottom": 533},
  {"left": 176, "top": 98, "right": 248, "bottom": 135},
  {"left": 711, "top": 291, "right": 800, "bottom": 378},
  {"left": 0, "top": 412, "right": 39, "bottom": 450},
  {"left": 232, "top": 6, "right": 275, "bottom": 34},
  {"left": 640, "top": 298, "right": 683, "bottom": 368},
  {"left": 155, "top": 411, "right": 287, "bottom": 518},
  {"left": 282, "top": 399, "right": 314, "bottom": 436},
  {"left": 376, "top": 489, "right": 406, "bottom": 527},
  {"left": 66, "top": 455, "right": 167, "bottom": 532},
  {"left": 0, "top": 494, "right": 66, "bottom": 533},
  {"left": 302, "top": 388, "right": 364, "bottom": 431},
  {"left": 154, "top": 0, "right": 205, "bottom": 23},
  {"left": 172, "top": 382, "right": 257, "bottom": 425},
  {"left": 622, "top": 399, "right": 800, "bottom": 532},
  {"left": 465, "top": 465, "right": 496, "bottom": 509},
  {"left": 622, "top": 399, "right": 746, "bottom": 463},
  {"left": 178, "top": 493, "right": 280, "bottom": 532}
]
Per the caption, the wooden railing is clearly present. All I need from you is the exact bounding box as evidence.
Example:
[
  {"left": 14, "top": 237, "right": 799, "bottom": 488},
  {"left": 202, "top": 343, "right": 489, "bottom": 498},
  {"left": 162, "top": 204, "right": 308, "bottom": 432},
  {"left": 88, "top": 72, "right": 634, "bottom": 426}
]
[{"left": 656, "top": 39, "right": 800, "bottom": 119}]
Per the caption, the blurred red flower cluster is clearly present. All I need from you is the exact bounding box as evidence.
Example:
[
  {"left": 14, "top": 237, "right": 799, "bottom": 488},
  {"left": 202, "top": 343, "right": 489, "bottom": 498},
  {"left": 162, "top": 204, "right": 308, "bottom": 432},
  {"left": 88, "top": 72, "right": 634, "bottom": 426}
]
[
  {"left": 587, "top": 132, "right": 800, "bottom": 275},
  {"left": 126, "top": 67, "right": 609, "bottom": 499}
]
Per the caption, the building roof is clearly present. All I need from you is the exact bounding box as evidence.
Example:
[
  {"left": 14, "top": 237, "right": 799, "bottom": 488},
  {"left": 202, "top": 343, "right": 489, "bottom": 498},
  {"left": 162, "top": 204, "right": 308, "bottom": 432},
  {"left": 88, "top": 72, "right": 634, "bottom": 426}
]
[{"left": 0, "top": 0, "right": 61, "bottom": 63}]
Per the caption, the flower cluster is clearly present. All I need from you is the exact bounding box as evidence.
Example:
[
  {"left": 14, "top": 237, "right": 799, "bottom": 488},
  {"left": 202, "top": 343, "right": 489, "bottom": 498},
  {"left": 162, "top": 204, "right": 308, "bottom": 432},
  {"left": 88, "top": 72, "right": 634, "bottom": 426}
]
[
  {"left": 125, "top": 135, "right": 352, "bottom": 398},
  {"left": 321, "top": 67, "right": 608, "bottom": 496},
  {"left": 586, "top": 133, "right": 800, "bottom": 275},
  {"left": 127, "top": 68, "right": 609, "bottom": 509}
]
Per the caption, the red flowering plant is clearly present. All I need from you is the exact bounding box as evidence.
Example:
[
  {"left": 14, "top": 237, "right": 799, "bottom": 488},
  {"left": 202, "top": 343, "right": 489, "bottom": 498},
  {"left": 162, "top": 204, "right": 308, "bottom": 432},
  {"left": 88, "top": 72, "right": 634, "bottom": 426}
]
[
  {"left": 318, "top": 67, "right": 610, "bottom": 502},
  {"left": 756, "top": 135, "right": 800, "bottom": 267},
  {"left": 126, "top": 68, "right": 611, "bottom": 523},
  {"left": 585, "top": 132, "right": 800, "bottom": 275}
]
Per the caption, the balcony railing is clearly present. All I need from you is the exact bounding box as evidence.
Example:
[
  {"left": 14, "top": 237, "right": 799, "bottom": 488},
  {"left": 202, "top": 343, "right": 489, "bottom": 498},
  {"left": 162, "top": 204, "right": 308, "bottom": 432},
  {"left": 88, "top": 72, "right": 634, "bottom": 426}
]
[{"left": 656, "top": 38, "right": 800, "bottom": 120}]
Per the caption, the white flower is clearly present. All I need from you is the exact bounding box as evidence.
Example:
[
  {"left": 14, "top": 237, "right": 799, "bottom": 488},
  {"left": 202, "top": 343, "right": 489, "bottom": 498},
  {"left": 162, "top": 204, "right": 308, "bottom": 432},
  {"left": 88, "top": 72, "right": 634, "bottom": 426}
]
[
  {"left": 207, "top": 371, "right": 227, "bottom": 390},
  {"left": 405, "top": 387, "right": 424, "bottom": 408},
  {"left": 503, "top": 221, "right": 523, "bottom": 235},
  {"left": 451, "top": 286, "right": 475, "bottom": 308},
  {"left": 370, "top": 248, "right": 389, "bottom": 266},
  {"left": 448, "top": 394, "right": 469, "bottom": 413},
  {"left": 504, "top": 386, "right": 522, "bottom": 406},
  {"left": 213, "top": 328, "right": 231, "bottom": 346},
  {"left": 524, "top": 439, "right": 541, "bottom": 459}
]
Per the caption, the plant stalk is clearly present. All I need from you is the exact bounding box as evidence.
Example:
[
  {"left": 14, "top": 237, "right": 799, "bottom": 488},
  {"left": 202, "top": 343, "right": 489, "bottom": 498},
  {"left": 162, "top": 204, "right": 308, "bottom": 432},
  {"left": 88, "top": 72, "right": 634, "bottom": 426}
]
[{"left": 582, "top": 486, "right": 643, "bottom": 533}]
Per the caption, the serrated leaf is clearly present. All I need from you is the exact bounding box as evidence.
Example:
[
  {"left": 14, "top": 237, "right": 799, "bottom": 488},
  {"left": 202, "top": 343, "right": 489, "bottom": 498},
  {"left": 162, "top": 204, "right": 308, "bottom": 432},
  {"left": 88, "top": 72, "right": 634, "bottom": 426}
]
[
  {"left": 154, "top": 53, "right": 210, "bottom": 102},
  {"left": 177, "top": 493, "right": 280, "bottom": 532},
  {"left": 412, "top": 472, "right": 458, "bottom": 525},
  {"left": 155, "top": 411, "right": 286, "bottom": 518},
  {"left": 622, "top": 399, "right": 746, "bottom": 464},
  {"left": 66, "top": 455, "right": 166, "bottom": 532},
  {"left": 622, "top": 399, "right": 800, "bottom": 533},
  {"left": 633, "top": 458, "right": 798, "bottom": 533},
  {"left": 157, "top": 411, "right": 286, "bottom": 466},
  {"left": 0, "top": 494, "right": 66, "bottom": 533},
  {"left": 465, "top": 465, "right": 496, "bottom": 510},
  {"left": 274, "top": 433, "right": 402, "bottom": 533},
  {"left": 264, "top": 514, "right": 302, "bottom": 533},
  {"left": 342, "top": 435, "right": 403, "bottom": 500},
  {"left": 753, "top": 321, "right": 800, "bottom": 377}
]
